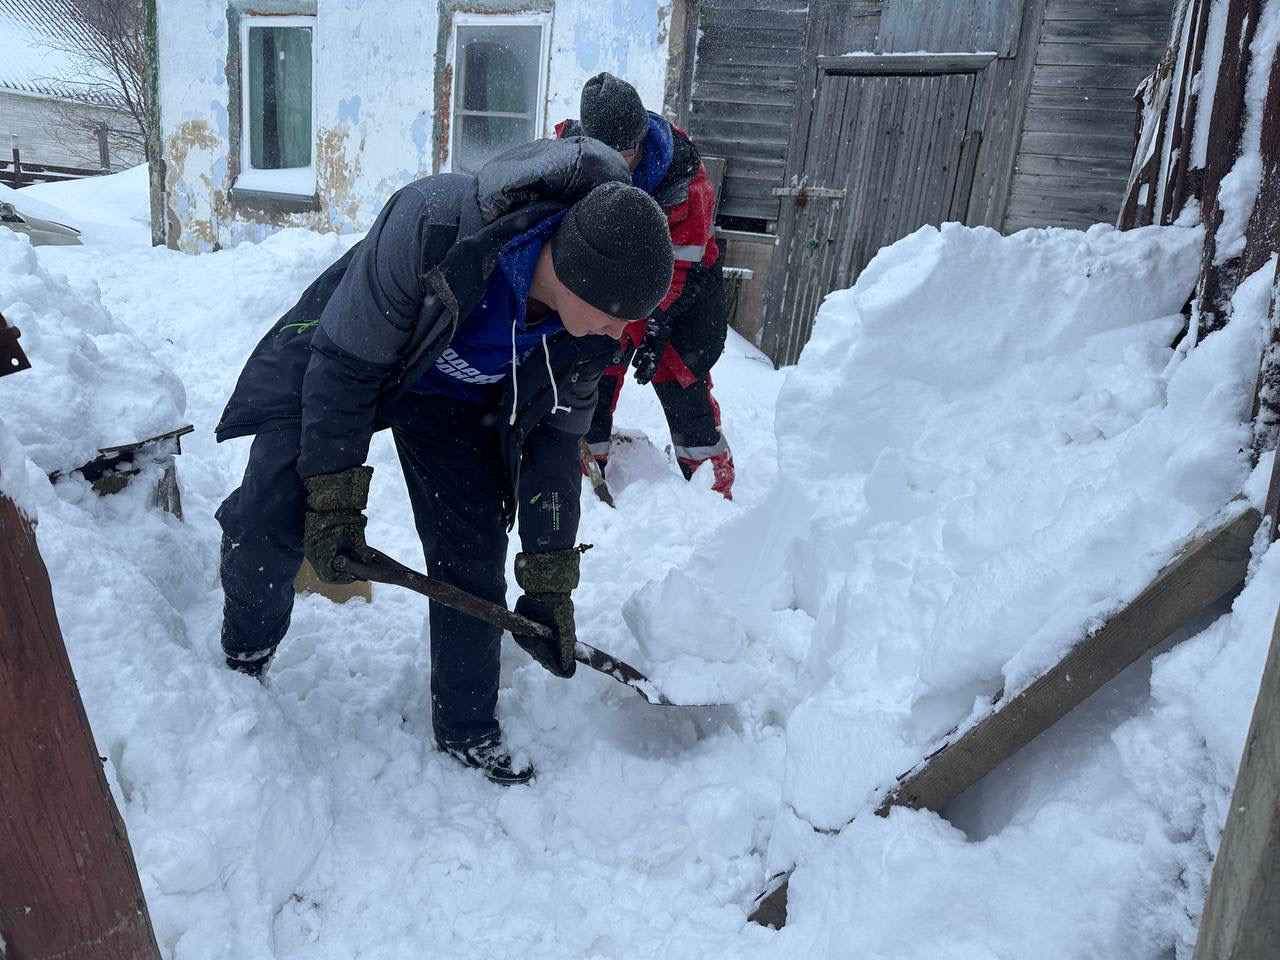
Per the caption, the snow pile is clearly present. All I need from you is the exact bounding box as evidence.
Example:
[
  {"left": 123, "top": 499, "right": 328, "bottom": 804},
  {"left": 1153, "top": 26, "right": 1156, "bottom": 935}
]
[
  {"left": 777, "top": 488, "right": 1278, "bottom": 960},
  {"left": 644, "top": 221, "right": 1268, "bottom": 827},
  {"left": 774, "top": 221, "right": 1263, "bottom": 829},
  {"left": 15, "top": 164, "right": 154, "bottom": 247},
  {"left": 612, "top": 220, "right": 1275, "bottom": 957},
  {"left": 0, "top": 229, "right": 185, "bottom": 473}
]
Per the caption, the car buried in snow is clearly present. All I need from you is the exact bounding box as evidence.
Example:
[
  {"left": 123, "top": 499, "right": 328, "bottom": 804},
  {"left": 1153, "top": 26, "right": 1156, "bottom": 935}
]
[{"left": 0, "top": 200, "right": 82, "bottom": 246}]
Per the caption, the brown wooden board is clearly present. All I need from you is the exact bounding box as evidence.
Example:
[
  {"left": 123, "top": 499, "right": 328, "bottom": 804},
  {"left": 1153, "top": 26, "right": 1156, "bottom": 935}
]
[
  {"left": 750, "top": 505, "right": 1260, "bottom": 927},
  {"left": 1193, "top": 601, "right": 1280, "bottom": 959},
  {"left": 884, "top": 506, "right": 1260, "bottom": 812},
  {"left": 0, "top": 495, "right": 162, "bottom": 959}
]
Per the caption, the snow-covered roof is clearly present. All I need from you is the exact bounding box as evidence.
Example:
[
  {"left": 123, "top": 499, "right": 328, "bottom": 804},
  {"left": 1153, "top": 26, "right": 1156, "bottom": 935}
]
[{"left": 0, "top": 0, "right": 122, "bottom": 105}]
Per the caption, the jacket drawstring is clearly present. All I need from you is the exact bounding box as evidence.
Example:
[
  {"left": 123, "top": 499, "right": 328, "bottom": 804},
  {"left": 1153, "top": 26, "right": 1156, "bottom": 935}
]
[
  {"left": 544, "top": 335, "right": 570, "bottom": 415},
  {"left": 508, "top": 321, "right": 520, "bottom": 425},
  {"left": 510, "top": 327, "right": 570, "bottom": 425}
]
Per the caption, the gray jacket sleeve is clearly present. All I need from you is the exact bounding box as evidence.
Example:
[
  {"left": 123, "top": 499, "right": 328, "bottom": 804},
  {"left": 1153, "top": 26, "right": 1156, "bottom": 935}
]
[{"left": 297, "top": 185, "right": 433, "bottom": 479}]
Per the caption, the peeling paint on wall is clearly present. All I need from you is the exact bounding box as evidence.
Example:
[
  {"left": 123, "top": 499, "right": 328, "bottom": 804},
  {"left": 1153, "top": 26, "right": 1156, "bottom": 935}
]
[{"left": 157, "top": 0, "right": 670, "bottom": 252}]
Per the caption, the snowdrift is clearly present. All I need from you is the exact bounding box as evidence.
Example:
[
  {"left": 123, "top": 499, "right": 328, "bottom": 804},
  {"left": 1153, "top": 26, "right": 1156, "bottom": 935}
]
[
  {"left": 626, "top": 221, "right": 1269, "bottom": 875},
  {"left": 14, "top": 164, "right": 154, "bottom": 247}
]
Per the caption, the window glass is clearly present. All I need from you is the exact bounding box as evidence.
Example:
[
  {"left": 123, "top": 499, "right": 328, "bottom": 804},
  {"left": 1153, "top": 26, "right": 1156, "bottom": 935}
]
[
  {"left": 247, "top": 25, "right": 313, "bottom": 170},
  {"left": 452, "top": 23, "right": 544, "bottom": 174}
]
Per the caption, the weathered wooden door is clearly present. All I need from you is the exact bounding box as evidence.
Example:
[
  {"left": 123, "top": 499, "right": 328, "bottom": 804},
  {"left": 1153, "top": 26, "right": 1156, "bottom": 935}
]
[{"left": 763, "top": 65, "right": 983, "bottom": 365}]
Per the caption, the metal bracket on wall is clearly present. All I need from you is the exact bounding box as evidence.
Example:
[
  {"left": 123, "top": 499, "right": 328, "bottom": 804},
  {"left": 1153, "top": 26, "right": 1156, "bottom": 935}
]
[
  {"left": 0, "top": 310, "right": 32, "bottom": 378},
  {"left": 771, "top": 186, "right": 847, "bottom": 199}
]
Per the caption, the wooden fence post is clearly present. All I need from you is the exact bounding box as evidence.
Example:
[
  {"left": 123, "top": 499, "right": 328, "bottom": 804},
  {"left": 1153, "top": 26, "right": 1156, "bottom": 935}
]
[
  {"left": 0, "top": 496, "right": 164, "bottom": 959},
  {"left": 1193, "top": 602, "right": 1280, "bottom": 959},
  {"left": 0, "top": 311, "right": 161, "bottom": 958}
]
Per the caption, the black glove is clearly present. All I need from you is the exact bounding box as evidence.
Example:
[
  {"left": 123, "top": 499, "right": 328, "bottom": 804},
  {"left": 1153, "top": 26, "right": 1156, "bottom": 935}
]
[
  {"left": 631, "top": 315, "right": 673, "bottom": 385},
  {"left": 512, "top": 548, "right": 582, "bottom": 678},
  {"left": 302, "top": 465, "right": 375, "bottom": 584}
]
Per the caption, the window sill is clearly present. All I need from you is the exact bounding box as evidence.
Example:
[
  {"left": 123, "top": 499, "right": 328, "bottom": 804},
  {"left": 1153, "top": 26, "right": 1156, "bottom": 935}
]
[{"left": 228, "top": 186, "right": 321, "bottom": 215}]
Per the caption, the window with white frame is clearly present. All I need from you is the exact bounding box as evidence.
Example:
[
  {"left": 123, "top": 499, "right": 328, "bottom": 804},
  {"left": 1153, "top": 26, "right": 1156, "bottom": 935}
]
[
  {"left": 237, "top": 15, "right": 315, "bottom": 195},
  {"left": 450, "top": 14, "right": 551, "bottom": 175}
]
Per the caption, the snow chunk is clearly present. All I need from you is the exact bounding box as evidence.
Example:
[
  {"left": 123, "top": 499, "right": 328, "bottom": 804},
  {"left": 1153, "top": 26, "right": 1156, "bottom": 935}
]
[
  {"left": 0, "top": 230, "right": 185, "bottom": 474},
  {"left": 625, "top": 569, "right": 747, "bottom": 663}
]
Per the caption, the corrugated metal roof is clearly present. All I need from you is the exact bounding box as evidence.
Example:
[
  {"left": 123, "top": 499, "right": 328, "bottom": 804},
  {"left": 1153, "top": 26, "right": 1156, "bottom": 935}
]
[{"left": 0, "top": 0, "right": 123, "bottom": 105}]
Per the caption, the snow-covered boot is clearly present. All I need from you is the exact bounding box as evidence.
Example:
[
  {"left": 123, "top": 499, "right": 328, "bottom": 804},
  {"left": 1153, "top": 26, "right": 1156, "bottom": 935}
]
[
  {"left": 441, "top": 734, "right": 534, "bottom": 785},
  {"left": 224, "top": 647, "right": 275, "bottom": 682}
]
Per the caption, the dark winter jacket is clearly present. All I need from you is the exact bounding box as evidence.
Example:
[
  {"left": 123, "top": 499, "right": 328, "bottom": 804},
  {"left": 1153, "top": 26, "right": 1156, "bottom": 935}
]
[{"left": 215, "top": 138, "right": 630, "bottom": 539}]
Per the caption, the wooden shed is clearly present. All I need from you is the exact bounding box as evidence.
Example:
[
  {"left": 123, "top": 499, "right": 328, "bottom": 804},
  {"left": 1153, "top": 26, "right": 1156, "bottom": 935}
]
[{"left": 666, "top": 0, "right": 1178, "bottom": 364}]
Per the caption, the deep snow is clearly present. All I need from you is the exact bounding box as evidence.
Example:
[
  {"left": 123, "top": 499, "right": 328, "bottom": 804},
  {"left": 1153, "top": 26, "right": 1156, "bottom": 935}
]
[{"left": 2, "top": 169, "right": 1276, "bottom": 960}]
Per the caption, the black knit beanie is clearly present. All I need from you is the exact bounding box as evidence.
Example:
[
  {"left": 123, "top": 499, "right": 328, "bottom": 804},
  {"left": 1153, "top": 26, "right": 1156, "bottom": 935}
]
[
  {"left": 551, "top": 182, "right": 673, "bottom": 319},
  {"left": 580, "top": 72, "right": 650, "bottom": 152}
]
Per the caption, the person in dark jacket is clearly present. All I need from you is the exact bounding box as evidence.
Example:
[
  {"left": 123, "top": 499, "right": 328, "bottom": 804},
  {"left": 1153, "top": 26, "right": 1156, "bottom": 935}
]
[
  {"left": 556, "top": 73, "right": 735, "bottom": 499},
  {"left": 213, "top": 138, "right": 674, "bottom": 784}
]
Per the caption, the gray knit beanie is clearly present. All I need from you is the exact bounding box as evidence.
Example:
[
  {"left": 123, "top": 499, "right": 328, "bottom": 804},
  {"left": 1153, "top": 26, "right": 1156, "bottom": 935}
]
[
  {"left": 580, "top": 73, "right": 650, "bottom": 151},
  {"left": 552, "top": 182, "right": 673, "bottom": 319}
]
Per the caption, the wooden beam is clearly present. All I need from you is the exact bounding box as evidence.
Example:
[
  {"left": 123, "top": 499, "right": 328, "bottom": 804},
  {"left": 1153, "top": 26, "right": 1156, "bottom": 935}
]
[
  {"left": 0, "top": 495, "right": 162, "bottom": 959},
  {"left": 1193, "top": 601, "right": 1280, "bottom": 959},
  {"left": 816, "top": 52, "right": 997, "bottom": 76},
  {"left": 750, "top": 505, "right": 1260, "bottom": 928},
  {"left": 884, "top": 506, "right": 1259, "bottom": 811}
]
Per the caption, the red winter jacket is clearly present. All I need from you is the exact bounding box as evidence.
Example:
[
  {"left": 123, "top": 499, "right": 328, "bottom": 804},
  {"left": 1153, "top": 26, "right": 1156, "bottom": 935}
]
[{"left": 554, "top": 118, "right": 719, "bottom": 317}]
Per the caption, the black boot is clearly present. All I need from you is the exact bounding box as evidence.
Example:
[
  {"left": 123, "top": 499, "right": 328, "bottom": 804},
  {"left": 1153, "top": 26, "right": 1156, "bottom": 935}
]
[
  {"left": 225, "top": 646, "right": 275, "bottom": 682},
  {"left": 441, "top": 734, "right": 534, "bottom": 785}
]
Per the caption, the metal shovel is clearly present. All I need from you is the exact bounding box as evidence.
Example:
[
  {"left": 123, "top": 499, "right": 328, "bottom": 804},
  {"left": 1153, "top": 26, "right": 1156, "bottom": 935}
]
[{"left": 334, "top": 549, "right": 676, "bottom": 706}]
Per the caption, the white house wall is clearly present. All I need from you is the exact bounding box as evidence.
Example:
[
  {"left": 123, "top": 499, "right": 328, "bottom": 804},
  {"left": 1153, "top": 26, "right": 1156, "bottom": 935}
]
[{"left": 158, "top": 0, "right": 672, "bottom": 252}]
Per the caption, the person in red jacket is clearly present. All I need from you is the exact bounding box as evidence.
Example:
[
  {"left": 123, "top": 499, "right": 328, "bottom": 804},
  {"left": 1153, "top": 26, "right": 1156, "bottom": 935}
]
[{"left": 556, "top": 73, "right": 735, "bottom": 499}]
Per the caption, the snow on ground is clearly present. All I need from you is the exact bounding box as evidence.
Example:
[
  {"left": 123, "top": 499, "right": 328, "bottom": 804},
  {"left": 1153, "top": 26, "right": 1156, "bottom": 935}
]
[{"left": 2, "top": 172, "right": 1277, "bottom": 960}]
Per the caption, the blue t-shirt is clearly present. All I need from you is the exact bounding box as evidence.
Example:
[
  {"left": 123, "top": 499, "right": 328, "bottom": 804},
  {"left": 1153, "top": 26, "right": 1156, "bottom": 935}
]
[{"left": 411, "top": 212, "right": 567, "bottom": 403}]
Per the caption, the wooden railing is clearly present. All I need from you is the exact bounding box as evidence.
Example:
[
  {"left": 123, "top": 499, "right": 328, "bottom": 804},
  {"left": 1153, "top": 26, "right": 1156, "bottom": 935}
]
[{"left": 0, "top": 148, "right": 107, "bottom": 189}]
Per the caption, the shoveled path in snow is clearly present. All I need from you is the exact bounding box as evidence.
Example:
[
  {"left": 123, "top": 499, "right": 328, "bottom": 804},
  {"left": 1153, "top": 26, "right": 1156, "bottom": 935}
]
[{"left": 34, "top": 235, "right": 789, "bottom": 959}]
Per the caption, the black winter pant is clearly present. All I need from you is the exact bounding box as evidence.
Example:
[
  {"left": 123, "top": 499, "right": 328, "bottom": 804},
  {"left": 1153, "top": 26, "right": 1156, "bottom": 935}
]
[{"left": 217, "top": 393, "right": 509, "bottom": 747}]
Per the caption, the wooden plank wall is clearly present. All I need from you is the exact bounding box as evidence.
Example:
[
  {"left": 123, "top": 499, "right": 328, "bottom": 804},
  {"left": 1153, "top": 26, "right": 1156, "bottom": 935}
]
[
  {"left": 1005, "top": 0, "right": 1176, "bottom": 232},
  {"left": 683, "top": 0, "right": 811, "bottom": 221},
  {"left": 879, "top": 0, "right": 1024, "bottom": 56},
  {"left": 798, "top": 0, "right": 1049, "bottom": 236}
]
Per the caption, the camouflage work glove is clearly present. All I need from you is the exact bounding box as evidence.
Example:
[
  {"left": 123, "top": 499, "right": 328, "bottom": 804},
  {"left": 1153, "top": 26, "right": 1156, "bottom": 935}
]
[
  {"left": 512, "top": 548, "right": 582, "bottom": 678},
  {"left": 302, "top": 465, "right": 375, "bottom": 584}
]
